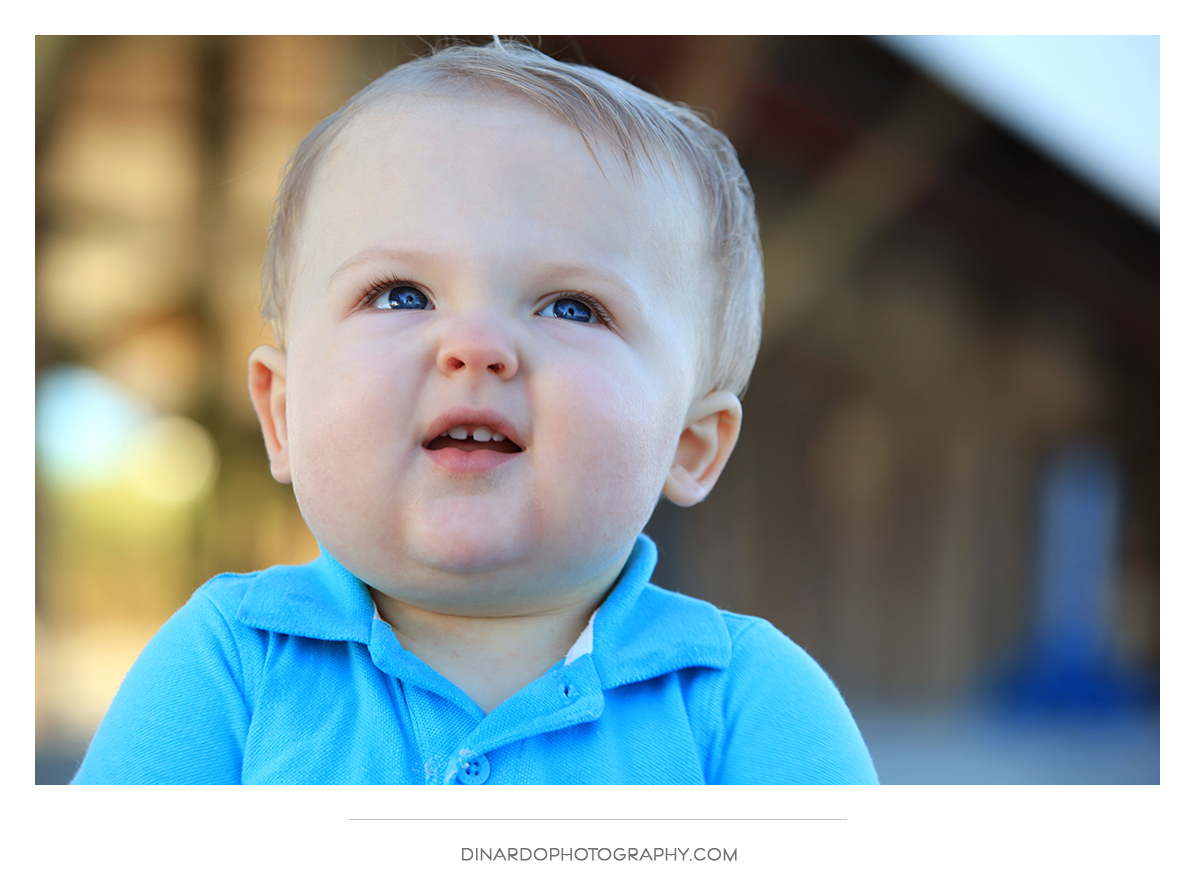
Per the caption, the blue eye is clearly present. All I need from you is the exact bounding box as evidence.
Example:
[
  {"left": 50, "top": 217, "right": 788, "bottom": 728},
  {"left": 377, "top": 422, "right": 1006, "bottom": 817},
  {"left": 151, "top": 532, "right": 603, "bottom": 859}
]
[
  {"left": 538, "top": 297, "right": 594, "bottom": 323},
  {"left": 372, "top": 284, "right": 429, "bottom": 310}
]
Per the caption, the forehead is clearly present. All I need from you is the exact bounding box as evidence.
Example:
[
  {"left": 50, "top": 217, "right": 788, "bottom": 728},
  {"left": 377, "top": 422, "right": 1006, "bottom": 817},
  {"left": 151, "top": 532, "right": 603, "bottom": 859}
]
[{"left": 299, "top": 90, "right": 710, "bottom": 300}]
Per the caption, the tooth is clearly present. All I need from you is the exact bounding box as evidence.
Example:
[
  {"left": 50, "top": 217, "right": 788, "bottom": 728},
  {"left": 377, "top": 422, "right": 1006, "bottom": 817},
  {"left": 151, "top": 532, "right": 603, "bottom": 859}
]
[
  {"left": 448, "top": 425, "right": 468, "bottom": 440},
  {"left": 492, "top": 433, "right": 505, "bottom": 442},
  {"left": 473, "top": 426, "right": 493, "bottom": 442}
]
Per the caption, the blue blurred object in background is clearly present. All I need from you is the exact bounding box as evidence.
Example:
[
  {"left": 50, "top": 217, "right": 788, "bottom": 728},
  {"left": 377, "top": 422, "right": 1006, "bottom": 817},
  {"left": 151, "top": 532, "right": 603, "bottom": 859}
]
[
  {"left": 1003, "top": 440, "right": 1153, "bottom": 712},
  {"left": 36, "top": 364, "right": 148, "bottom": 485}
]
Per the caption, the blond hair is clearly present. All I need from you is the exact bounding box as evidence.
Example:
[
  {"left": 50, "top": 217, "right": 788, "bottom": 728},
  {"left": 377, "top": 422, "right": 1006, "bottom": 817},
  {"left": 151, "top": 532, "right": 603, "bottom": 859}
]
[{"left": 261, "top": 39, "right": 764, "bottom": 396}]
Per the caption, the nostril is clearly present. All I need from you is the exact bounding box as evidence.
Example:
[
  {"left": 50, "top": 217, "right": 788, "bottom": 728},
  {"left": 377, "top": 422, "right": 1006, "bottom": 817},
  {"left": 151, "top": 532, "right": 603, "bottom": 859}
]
[{"left": 439, "top": 352, "right": 513, "bottom": 375}]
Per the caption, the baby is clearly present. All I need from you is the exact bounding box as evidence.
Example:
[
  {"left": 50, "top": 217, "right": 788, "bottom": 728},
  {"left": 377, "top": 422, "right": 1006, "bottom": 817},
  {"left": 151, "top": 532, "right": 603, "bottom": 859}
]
[{"left": 73, "top": 40, "right": 878, "bottom": 784}]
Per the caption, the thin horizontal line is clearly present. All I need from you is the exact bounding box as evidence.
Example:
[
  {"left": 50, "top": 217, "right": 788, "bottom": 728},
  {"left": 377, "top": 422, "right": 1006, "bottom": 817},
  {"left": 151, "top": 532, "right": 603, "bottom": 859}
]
[{"left": 349, "top": 817, "right": 846, "bottom": 822}]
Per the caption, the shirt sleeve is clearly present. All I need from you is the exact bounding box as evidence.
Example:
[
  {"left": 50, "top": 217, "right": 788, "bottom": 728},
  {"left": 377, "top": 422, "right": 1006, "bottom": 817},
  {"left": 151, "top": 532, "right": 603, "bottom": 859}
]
[
  {"left": 71, "top": 587, "right": 257, "bottom": 785},
  {"left": 708, "top": 618, "right": 880, "bottom": 784}
]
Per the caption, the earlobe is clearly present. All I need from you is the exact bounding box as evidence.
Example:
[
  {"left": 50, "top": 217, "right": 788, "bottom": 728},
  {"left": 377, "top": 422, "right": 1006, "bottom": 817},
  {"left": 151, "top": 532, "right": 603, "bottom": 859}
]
[
  {"left": 662, "top": 390, "right": 743, "bottom": 507},
  {"left": 248, "top": 345, "right": 292, "bottom": 483}
]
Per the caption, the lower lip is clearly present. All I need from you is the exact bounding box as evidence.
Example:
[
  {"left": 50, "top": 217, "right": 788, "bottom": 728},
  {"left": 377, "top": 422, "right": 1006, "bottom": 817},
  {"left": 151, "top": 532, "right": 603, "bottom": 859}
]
[{"left": 423, "top": 446, "right": 521, "bottom": 473}]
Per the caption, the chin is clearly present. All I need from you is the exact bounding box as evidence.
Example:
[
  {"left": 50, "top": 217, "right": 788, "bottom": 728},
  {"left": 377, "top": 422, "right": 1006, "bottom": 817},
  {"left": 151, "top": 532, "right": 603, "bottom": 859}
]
[
  {"left": 405, "top": 529, "right": 626, "bottom": 601},
  {"left": 405, "top": 526, "right": 535, "bottom": 579}
]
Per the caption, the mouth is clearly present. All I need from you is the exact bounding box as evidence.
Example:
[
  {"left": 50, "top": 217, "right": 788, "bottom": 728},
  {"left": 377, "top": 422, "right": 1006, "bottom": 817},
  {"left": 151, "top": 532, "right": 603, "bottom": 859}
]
[
  {"left": 426, "top": 424, "right": 523, "bottom": 454},
  {"left": 423, "top": 412, "right": 525, "bottom": 455}
]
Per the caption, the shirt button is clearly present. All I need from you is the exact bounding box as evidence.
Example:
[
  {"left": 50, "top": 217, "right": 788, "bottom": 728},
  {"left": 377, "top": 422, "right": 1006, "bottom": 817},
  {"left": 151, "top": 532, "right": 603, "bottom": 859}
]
[{"left": 455, "top": 752, "right": 491, "bottom": 785}]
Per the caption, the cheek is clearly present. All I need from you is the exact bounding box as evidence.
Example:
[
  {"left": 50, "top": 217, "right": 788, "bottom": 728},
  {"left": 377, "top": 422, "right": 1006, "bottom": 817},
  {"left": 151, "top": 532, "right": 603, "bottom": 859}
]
[
  {"left": 288, "top": 367, "right": 360, "bottom": 469},
  {"left": 284, "top": 346, "right": 408, "bottom": 529},
  {"left": 284, "top": 389, "right": 356, "bottom": 539},
  {"left": 544, "top": 366, "right": 685, "bottom": 526},
  {"left": 289, "top": 332, "right": 414, "bottom": 450}
]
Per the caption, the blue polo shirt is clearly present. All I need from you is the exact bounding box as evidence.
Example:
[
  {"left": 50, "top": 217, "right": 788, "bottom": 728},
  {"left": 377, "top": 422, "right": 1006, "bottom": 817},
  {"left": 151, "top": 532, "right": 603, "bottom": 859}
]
[{"left": 72, "top": 536, "right": 878, "bottom": 784}]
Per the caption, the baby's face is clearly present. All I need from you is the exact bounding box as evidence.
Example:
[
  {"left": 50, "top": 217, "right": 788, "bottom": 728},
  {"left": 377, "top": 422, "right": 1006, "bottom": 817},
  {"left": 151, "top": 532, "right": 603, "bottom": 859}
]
[{"left": 277, "top": 92, "right": 709, "bottom": 614}]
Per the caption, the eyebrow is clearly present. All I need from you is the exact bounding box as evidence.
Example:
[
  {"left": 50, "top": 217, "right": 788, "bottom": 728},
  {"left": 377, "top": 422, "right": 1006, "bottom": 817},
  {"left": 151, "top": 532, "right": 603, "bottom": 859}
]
[
  {"left": 535, "top": 263, "right": 641, "bottom": 301},
  {"left": 326, "top": 248, "right": 443, "bottom": 288}
]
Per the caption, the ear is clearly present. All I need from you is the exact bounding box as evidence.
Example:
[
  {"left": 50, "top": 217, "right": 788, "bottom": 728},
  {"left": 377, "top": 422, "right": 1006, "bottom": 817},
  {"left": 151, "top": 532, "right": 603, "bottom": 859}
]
[
  {"left": 248, "top": 345, "right": 292, "bottom": 483},
  {"left": 662, "top": 390, "right": 742, "bottom": 507}
]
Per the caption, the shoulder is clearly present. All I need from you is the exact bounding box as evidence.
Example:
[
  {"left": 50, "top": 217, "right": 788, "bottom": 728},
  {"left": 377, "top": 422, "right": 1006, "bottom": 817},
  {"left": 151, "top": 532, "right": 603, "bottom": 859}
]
[
  {"left": 698, "top": 608, "right": 880, "bottom": 784},
  {"left": 718, "top": 611, "right": 830, "bottom": 688},
  {"left": 69, "top": 569, "right": 279, "bottom": 784},
  {"left": 130, "top": 560, "right": 333, "bottom": 688},
  {"left": 186, "top": 567, "right": 268, "bottom": 620},
  {"left": 124, "top": 568, "right": 280, "bottom": 688},
  {"left": 190, "top": 560, "right": 323, "bottom": 617},
  {"left": 624, "top": 584, "right": 827, "bottom": 683},
  {"left": 161, "top": 566, "right": 282, "bottom": 650},
  {"left": 183, "top": 555, "right": 371, "bottom": 638}
]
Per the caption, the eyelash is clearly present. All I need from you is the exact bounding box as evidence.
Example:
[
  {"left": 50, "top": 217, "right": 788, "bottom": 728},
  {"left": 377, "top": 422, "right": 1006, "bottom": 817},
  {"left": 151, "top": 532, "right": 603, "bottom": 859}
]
[
  {"left": 543, "top": 291, "right": 614, "bottom": 327},
  {"left": 359, "top": 276, "right": 429, "bottom": 309},
  {"left": 357, "top": 277, "right": 613, "bottom": 327}
]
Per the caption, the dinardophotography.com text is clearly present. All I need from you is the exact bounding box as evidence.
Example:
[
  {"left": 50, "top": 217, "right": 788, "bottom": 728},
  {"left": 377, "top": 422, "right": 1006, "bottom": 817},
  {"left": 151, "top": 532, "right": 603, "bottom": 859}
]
[{"left": 461, "top": 847, "right": 737, "bottom": 863}]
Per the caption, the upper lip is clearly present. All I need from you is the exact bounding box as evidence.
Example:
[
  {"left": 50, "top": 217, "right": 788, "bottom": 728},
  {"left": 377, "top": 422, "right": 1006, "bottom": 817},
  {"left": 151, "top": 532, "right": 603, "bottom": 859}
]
[{"left": 423, "top": 408, "right": 525, "bottom": 450}]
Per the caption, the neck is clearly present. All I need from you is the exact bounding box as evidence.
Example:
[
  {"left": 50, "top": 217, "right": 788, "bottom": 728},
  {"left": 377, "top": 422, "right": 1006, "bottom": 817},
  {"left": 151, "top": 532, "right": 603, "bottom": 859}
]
[{"left": 370, "top": 563, "right": 622, "bottom": 714}]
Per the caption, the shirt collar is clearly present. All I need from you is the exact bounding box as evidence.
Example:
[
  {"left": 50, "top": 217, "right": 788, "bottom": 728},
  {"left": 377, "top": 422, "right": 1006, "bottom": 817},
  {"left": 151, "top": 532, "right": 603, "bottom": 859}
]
[
  {"left": 237, "top": 544, "right": 374, "bottom": 643},
  {"left": 235, "top": 535, "right": 732, "bottom": 684},
  {"left": 588, "top": 536, "right": 732, "bottom": 688}
]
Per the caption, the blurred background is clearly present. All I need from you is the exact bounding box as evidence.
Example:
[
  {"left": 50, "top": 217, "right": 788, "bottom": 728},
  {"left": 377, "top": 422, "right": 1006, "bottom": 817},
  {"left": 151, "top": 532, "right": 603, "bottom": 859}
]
[{"left": 34, "top": 35, "right": 1159, "bottom": 784}]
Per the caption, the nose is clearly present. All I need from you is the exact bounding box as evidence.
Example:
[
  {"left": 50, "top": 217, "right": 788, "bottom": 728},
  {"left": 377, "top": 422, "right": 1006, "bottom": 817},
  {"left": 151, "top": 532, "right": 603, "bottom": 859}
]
[{"left": 435, "top": 316, "right": 519, "bottom": 381}]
